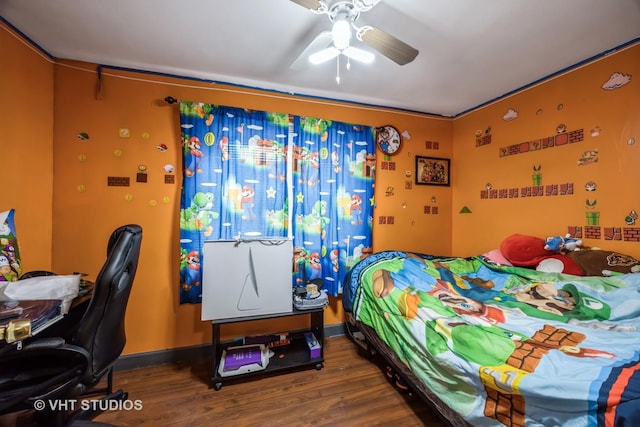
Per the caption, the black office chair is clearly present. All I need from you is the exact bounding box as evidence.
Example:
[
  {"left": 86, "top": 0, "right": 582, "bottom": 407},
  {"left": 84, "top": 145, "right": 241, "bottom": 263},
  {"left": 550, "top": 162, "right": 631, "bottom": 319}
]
[
  {"left": 19, "top": 270, "right": 58, "bottom": 279},
  {"left": 0, "top": 224, "right": 143, "bottom": 425}
]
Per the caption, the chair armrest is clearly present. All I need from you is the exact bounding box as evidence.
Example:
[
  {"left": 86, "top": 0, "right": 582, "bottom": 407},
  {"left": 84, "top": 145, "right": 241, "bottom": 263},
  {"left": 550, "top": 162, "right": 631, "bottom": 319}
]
[
  {"left": 0, "top": 336, "right": 66, "bottom": 358},
  {"left": 20, "top": 337, "right": 66, "bottom": 351},
  {"left": 2, "top": 339, "right": 90, "bottom": 362}
]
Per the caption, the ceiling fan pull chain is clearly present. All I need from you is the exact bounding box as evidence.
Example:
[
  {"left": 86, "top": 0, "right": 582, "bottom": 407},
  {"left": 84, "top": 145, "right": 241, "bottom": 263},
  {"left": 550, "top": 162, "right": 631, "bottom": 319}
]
[{"left": 336, "top": 55, "right": 341, "bottom": 84}]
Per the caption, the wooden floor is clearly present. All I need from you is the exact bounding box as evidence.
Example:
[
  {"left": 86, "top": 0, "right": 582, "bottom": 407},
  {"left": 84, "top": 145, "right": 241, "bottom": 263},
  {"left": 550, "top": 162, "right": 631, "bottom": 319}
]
[{"left": 9, "top": 336, "right": 447, "bottom": 426}]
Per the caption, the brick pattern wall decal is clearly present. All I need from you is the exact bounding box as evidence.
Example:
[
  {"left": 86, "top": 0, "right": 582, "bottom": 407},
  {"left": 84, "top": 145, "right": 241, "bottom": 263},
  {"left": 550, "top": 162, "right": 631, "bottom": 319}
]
[
  {"left": 569, "top": 226, "right": 640, "bottom": 242},
  {"left": 584, "top": 226, "right": 602, "bottom": 239},
  {"left": 380, "top": 161, "right": 396, "bottom": 170},
  {"left": 480, "top": 183, "right": 574, "bottom": 199},
  {"left": 568, "top": 226, "right": 582, "bottom": 238},
  {"left": 623, "top": 228, "right": 640, "bottom": 242},
  {"left": 423, "top": 206, "right": 439, "bottom": 214},
  {"left": 499, "top": 129, "right": 584, "bottom": 158},
  {"left": 476, "top": 134, "right": 492, "bottom": 147},
  {"left": 107, "top": 176, "right": 130, "bottom": 187},
  {"left": 604, "top": 227, "right": 622, "bottom": 240},
  {"left": 378, "top": 216, "right": 395, "bottom": 224},
  {"left": 425, "top": 141, "right": 440, "bottom": 150},
  {"left": 480, "top": 185, "right": 637, "bottom": 243}
]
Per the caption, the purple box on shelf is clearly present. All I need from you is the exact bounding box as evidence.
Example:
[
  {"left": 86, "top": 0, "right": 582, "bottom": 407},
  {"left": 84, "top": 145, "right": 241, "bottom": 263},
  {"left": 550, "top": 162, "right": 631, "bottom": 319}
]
[
  {"left": 224, "top": 345, "right": 264, "bottom": 371},
  {"left": 304, "top": 332, "right": 321, "bottom": 359}
]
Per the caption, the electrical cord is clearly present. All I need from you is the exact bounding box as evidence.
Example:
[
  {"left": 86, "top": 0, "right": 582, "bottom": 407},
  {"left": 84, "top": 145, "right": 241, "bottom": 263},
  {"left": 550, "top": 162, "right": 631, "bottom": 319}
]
[{"left": 233, "top": 238, "right": 290, "bottom": 247}]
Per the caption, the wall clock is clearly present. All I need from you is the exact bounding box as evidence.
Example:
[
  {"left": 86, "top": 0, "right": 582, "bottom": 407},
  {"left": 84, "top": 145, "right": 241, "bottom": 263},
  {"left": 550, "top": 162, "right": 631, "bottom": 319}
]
[{"left": 376, "top": 125, "right": 402, "bottom": 156}]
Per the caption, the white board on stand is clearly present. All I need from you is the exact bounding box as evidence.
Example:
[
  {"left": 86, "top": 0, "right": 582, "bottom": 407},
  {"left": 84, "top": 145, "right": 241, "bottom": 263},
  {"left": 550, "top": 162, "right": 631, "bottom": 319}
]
[{"left": 201, "top": 238, "right": 293, "bottom": 321}]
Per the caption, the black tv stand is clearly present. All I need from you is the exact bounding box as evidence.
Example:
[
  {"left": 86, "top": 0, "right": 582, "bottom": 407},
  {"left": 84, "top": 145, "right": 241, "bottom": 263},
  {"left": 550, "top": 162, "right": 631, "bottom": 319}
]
[{"left": 210, "top": 307, "right": 324, "bottom": 390}]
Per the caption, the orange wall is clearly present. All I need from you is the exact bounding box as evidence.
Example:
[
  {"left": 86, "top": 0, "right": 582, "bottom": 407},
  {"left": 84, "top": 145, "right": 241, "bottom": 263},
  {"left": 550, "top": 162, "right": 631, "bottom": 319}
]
[
  {"left": 0, "top": 23, "right": 54, "bottom": 272},
  {"left": 452, "top": 43, "right": 640, "bottom": 259}
]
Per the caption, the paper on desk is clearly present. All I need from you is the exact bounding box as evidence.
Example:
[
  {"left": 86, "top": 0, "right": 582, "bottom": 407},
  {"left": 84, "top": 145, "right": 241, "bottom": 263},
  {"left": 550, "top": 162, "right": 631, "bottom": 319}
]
[{"left": 2, "top": 275, "right": 80, "bottom": 314}]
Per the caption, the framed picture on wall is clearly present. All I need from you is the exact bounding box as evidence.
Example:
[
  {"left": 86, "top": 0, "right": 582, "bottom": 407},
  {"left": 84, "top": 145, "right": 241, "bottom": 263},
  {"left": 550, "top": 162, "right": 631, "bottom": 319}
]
[{"left": 415, "top": 156, "right": 450, "bottom": 186}]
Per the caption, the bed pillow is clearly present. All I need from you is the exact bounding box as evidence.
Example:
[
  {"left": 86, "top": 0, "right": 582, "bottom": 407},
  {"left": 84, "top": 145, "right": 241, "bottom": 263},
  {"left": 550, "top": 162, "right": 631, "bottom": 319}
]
[
  {"left": 499, "top": 234, "right": 554, "bottom": 267},
  {"left": 0, "top": 209, "right": 22, "bottom": 282},
  {"left": 482, "top": 248, "right": 513, "bottom": 266},
  {"left": 567, "top": 249, "right": 640, "bottom": 276}
]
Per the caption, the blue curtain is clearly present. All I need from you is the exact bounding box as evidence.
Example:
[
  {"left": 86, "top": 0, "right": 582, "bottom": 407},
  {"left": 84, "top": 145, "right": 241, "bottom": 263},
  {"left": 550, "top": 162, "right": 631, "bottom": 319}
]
[
  {"left": 178, "top": 103, "right": 375, "bottom": 302},
  {"left": 179, "top": 102, "right": 289, "bottom": 304},
  {"left": 290, "top": 117, "right": 375, "bottom": 296}
]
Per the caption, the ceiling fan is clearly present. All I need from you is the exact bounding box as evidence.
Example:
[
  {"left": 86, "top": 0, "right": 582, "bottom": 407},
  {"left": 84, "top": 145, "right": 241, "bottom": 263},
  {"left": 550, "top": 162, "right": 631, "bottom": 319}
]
[{"left": 290, "top": 0, "right": 419, "bottom": 68}]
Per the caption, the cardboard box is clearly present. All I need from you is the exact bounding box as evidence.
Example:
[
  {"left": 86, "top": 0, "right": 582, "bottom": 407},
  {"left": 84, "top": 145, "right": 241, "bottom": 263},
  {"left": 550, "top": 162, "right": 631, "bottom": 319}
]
[
  {"left": 304, "top": 332, "right": 321, "bottom": 359},
  {"left": 244, "top": 332, "right": 290, "bottom": 347}
]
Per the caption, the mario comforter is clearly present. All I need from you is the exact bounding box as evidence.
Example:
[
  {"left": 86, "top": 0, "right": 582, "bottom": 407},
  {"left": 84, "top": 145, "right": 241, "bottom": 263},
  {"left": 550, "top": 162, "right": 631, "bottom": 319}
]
[{"left": 343, "top": 251, "right": 640, "bottom": 426}]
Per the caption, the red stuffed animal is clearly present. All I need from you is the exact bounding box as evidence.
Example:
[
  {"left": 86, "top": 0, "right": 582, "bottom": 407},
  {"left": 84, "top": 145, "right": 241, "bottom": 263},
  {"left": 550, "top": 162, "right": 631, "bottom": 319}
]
[{"left": 499, "top": 234, "right": 584, "bottom": 276}]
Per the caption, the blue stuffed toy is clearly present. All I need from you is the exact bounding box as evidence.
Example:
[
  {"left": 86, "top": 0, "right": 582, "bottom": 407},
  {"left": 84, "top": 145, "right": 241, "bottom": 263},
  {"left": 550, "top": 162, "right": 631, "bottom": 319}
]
[{"left": 544, "top": 233, "right": 583, "bottom": 253}]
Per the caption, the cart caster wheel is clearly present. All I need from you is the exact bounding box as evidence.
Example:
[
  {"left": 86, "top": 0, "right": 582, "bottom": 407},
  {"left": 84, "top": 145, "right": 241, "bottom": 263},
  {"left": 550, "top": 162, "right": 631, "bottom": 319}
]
[
  {"left": 214, "top": 382, "right": 222, "bottom": 391},
  {"left": 315, "top": 363, "right": 322, "bottom": 370}
]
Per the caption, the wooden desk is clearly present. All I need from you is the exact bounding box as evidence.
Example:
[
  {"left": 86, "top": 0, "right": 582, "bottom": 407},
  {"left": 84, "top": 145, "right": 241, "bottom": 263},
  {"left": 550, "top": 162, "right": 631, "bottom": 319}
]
[
  {"left": 0, "top": 280, "right": 94, "bottom": 345},
  {"left": 73, "top": 280, "right": 94, "bottom": 308},
  {"left": 36, "top": 280, "right": 93, "bottom": 342}
]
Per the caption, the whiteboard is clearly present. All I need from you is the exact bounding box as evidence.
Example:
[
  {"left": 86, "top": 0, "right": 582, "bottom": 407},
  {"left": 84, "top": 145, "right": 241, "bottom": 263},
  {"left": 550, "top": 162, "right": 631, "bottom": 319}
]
[{"left": 201, "top": 238, "right": 293, "bottom": 321}]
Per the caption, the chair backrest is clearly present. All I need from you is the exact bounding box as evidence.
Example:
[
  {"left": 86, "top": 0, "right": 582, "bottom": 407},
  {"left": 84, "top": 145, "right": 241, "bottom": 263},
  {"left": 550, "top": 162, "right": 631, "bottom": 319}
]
[{"left": 72, "top": 224, "right": 142, "bottom": 386}]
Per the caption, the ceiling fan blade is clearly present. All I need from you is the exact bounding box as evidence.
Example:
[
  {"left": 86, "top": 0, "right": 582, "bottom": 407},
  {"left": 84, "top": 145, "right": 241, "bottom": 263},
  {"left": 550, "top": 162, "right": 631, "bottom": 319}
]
[
  {"left": 289, "top": 0, "right": 327, "bottom": 13},
  {"left": 352, "top": 0, "right": 383, "bottom": 13},
  {"left": 358, "top": 27, "right": 419, "bottom": 66},
  {"left": 290, "top": 31, "right": 332, "bottom": 70},
  {"left": 343, "top": 46, "right": 374, "bottom": 64}
]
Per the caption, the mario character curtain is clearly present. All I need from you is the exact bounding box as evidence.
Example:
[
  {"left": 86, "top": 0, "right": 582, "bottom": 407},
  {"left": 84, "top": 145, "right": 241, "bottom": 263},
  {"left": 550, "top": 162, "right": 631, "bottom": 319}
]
[
  {"left": 290, "top": 117, "right": 375, "bottom": 296},
  {"left": 179, "top": 103, "right": 289, "bottom": 304},
  {"left": 178, "top": 102, "right": 375, "bottom": 303}
]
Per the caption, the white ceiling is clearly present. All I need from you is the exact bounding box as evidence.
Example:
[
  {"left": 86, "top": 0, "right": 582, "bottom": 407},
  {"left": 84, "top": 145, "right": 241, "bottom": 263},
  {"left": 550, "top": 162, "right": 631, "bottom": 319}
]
[{"left": 2, "top": 0, "right": 639, "bottom": 117}]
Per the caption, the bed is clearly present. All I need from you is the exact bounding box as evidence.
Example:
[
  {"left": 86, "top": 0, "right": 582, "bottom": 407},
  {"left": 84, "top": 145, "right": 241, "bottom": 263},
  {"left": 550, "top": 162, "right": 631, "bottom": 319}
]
[{"left": 342, "top": 250, "right": 640, "bottom": 427}]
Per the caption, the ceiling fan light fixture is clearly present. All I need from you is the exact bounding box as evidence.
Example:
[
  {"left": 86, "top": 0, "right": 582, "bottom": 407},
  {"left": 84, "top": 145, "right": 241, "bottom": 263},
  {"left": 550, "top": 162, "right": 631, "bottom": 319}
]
[
  {"left": 309, "top": 46, "right": 340, "bottom": 64},
  {"left": 331, "top": 19, "right": 352, "bottom": 50},
  {"left": 343, "top": 46, "right": 374, "bottom": 64}
]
